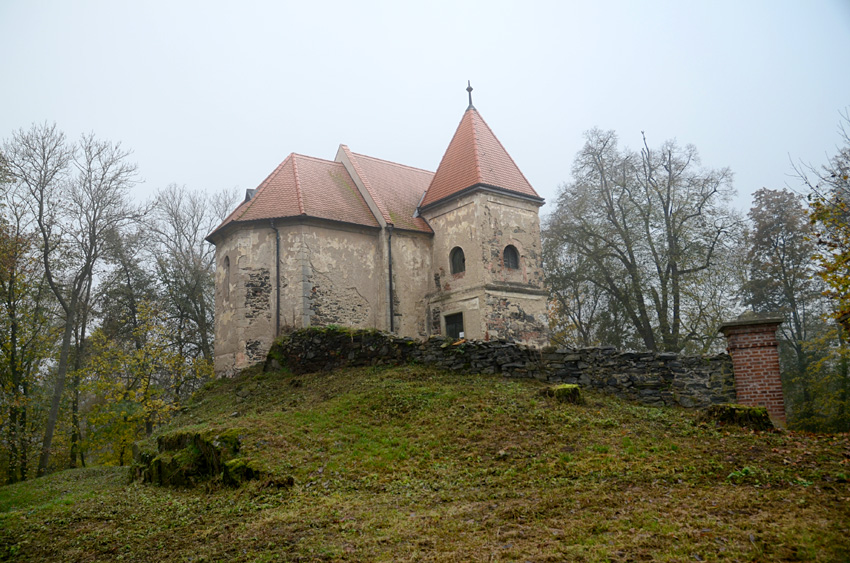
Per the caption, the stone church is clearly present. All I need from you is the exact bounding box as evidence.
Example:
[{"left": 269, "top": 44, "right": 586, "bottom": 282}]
[{"left": 207, "top": 89, "right": 549, "bottom": 376}]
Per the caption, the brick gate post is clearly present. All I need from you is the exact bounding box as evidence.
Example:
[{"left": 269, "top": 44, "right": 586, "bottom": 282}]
[{"left": 719, "top": 313, "right": 786, "bottom": 426}]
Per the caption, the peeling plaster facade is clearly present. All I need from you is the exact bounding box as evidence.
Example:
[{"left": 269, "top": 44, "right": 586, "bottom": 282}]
[
  {"left": 422, "top": 191, "right": 548, "bottom": 346},
  {"left": 208, "top": 101, "right": 549, "bottom": 376}
]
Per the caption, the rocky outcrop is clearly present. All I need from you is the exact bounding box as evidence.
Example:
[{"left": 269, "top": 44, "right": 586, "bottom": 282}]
[{"left": 132, "top": 428, "right": 292, "bottom": 488}]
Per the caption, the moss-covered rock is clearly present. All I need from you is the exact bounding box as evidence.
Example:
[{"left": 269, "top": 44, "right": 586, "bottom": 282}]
[
  {"left": 542, "top": 384, "right": 585, "bottom": 404},
  {"left": 697, "top": 404, "right": 774, "bottom": 431},
  {"left": 132, "top": 427, "right": 292, "bottom": 488}
]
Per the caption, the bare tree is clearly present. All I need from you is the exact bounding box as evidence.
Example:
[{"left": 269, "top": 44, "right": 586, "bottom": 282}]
[
  {"left": 149, "top": 184, "right": 237, "bottom": 363},
  {"left": 3, "top": 124, "right": 139, "bottom": 475},
  {"left": 544, "top": 129, "right": 741, "bottom": 353}
]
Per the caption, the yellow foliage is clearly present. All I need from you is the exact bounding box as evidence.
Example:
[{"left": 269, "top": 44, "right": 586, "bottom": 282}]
[{"left": 83, "top": 301, "right": 211, "bottom": 465}]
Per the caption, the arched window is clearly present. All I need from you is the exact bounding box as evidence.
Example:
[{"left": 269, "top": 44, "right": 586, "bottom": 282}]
[
  {"left": 450, "top": 246, "right": 465, "bottom": 274},
  {"left": 504, "top": 245, "right": 519, "bottom": 270}
]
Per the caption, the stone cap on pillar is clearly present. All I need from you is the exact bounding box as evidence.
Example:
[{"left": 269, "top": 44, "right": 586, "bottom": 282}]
[{"left": 718, "top": 311, "right": 784, "bottom": 336}]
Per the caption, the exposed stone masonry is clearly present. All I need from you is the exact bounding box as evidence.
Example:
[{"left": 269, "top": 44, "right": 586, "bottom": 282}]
[
  {"left": 263, "top": 328, "right": 736, "bottom": 409},
  {"left": 244, "top": 268, "right": 271, "bottom": 319},
  {"left": 245, "top": 340, "right": 265, "bottom": 363},
  {"left": 308, "top": 272, "right": 371, "bottom": 327},
  {"left": 485, "top": 294, "right": 545, "bottom": 344}
]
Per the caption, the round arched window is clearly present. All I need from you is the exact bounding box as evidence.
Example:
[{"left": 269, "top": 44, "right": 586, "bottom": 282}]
[
  {"left": 504, "top": 245, "right": 519, "bottom": 270},
  {"left": 450, "top": 247, "right": 466, "bottom": 274}
]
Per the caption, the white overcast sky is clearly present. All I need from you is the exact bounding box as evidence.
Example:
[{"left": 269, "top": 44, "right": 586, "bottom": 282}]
[{"left": 2, "top": 0, "right": 849, "bottom": 217}]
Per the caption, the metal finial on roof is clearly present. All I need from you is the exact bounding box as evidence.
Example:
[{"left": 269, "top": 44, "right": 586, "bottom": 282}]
[{"left": 466, "top": 80, "right": 474, "bottom": 109}]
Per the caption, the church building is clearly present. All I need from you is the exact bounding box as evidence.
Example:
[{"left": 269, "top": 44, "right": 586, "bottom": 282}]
[{"left": 207, "top": 87, "right": 549, "bottom": 376}]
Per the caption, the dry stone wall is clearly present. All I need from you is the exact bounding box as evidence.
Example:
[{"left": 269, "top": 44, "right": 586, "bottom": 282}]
[{"left": 264, "top": 328, "right": 736, "bottom": 409}]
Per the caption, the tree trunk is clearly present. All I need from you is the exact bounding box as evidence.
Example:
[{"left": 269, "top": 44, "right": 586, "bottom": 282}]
[
  {"left": 37, "top": 294, "right": 78, "bottom": 477},
  {"left": 69, "top": 375, "right": 81, "bottom": 469},
  {"left": 20, "top": 379, "right": 29, "bottom": 479},
  {"left": 69, "top": 309, "right": 88, "bottom": 469},
  {"left": 7, "top": 406, "right": 19, "bottom": 484},
  {"left": 838, "top": 326, "right": 849, "bottom": 432}
]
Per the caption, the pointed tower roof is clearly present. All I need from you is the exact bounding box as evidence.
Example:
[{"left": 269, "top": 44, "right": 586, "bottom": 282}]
[{"left": 419, "top": 104, "right": 542, "bottom": 210}]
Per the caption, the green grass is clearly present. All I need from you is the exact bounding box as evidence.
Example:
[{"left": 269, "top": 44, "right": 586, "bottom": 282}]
[{"left": 1, "top": 364, "right": 849, "bottom": 561}]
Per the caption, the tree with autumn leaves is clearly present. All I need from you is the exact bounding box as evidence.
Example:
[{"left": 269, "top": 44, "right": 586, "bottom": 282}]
[
  {"left": 794, "top": 110, "right": 850, "bottom": 431},
  {"left": 84, "top": 301, "right": 213, "bottom": 466},
  {"left": 0, "top": 124, "right": 234, "bottom": 481},
  {"left": 742, "top": 188, "right": 844, "bottom": 430},
  {"left": 800, "top": 110, "right": 850, "bottom": 330}
]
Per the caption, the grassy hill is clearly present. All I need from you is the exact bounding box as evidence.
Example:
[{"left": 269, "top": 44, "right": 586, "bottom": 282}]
[{"left": 1, "top": 363, "right": 849, "bottom": 562}]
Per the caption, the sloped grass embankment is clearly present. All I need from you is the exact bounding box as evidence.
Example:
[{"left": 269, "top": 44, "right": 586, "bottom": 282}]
[{"left": 1, "top": 364, "right": 849, "bottom": 561}]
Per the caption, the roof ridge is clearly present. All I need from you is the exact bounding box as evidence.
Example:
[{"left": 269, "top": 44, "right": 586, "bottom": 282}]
[
  {"left": 469, "top": 109, "right": 484, "bottom": 183},
  {"left": 291, "top": 154, "right": 306, "bottom": 215},
  {"left": 340, "top": 146, "right": 392, "bottom": 225},
  {"left": 350, "top": 152, "right": 435, "bottom": 175},
  {"left": 290, "top": 153, "right": 339, "bottom": 165}
]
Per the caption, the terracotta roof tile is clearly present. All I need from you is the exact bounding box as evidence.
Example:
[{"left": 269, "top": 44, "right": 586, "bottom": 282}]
[
  {"left": 347, "top": 151, "right": 434, "bottom": 233},
  {"left": 208, "top": 105, "right": 535, "bottom": 242},
  {"left": 420, "top": 108, "right": 541, "bottom": 209},
  {"left": 208, "top": 153, "right": 379, "bottom": 240}
]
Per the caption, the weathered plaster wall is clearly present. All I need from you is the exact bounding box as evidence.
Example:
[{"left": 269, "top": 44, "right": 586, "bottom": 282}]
[
  {"left": 214, "top": 221, "right": 384, "bottom": 376},
  {"left": 214, "top": 226, "right": 278, "bottom": 377},
  {"left": 300, "top": 223, "right": 383, "bottom": 331},
  {"left": 483, "top": 290, "right": 548, "bottom": 346},
  {"left": 425, "top": 194, "right": 481, "bottom": 296},
  {"left": 390, "top": 231, "right": 432, "bottom": 339},
  {"left": 422, "top": 193, "right": 485, "bottom": 340},
  {"left": 421, "top": 192, "right": 548, "bottom": 346},
  {"left": 480, "top": 194, "right": 545, "bottom": 288},
  {"left": 477, "top": 193, "right": 548, "bottom": 346}
]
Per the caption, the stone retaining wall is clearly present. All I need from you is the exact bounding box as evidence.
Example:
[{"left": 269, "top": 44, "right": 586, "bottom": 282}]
[{"left": 263, "top": 328, "right": 736, "bottom": 409}]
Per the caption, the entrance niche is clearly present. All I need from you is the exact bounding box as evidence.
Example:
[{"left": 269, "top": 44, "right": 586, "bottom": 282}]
[{"left": 445, "top": 312, "right": 464, "bottom": 339}]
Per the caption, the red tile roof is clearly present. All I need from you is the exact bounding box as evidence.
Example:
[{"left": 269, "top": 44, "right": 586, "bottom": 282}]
[
  {"left": 345, "top": 149, "right": 433, "bottom": 233},
  {"left": 208, "top": 105, "right": 538, "bottom": 242},
  {"left": 208, "top": 153, "right": 379, "bottom": 240},
  {"left": 419, "top": 107, "right": 541, "bottom": 209}
]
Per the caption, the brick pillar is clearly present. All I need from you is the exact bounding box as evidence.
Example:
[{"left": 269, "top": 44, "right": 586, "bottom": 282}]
[{"left": 719, "top": 314, "right": 786, "bottom": 425}]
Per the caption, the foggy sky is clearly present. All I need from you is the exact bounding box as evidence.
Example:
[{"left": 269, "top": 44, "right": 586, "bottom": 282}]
[{"left": 2, "top": 0, "right": 849, "bottom": 217}]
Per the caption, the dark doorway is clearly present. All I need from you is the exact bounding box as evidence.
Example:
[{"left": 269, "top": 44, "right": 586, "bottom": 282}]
[{"left": 445, "top": 312, "right": 464, "bottom": 339}]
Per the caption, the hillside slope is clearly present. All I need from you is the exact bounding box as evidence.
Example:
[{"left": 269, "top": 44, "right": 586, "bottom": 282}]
[{"left": 1, "top": 364, "right": 849, "bottom": 562}]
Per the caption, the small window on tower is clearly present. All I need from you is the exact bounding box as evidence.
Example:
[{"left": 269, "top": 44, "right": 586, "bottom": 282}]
[
  {"left": 450, "top": 246, "right": 466, "bottom": 274},
  {"left": 504, "top": 245, "right": 519, "bottom": 270}
]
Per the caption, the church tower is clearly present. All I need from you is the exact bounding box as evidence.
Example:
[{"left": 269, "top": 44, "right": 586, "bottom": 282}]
[{"left": 418, "top": 84, "right": 548, "bottom": 346}]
